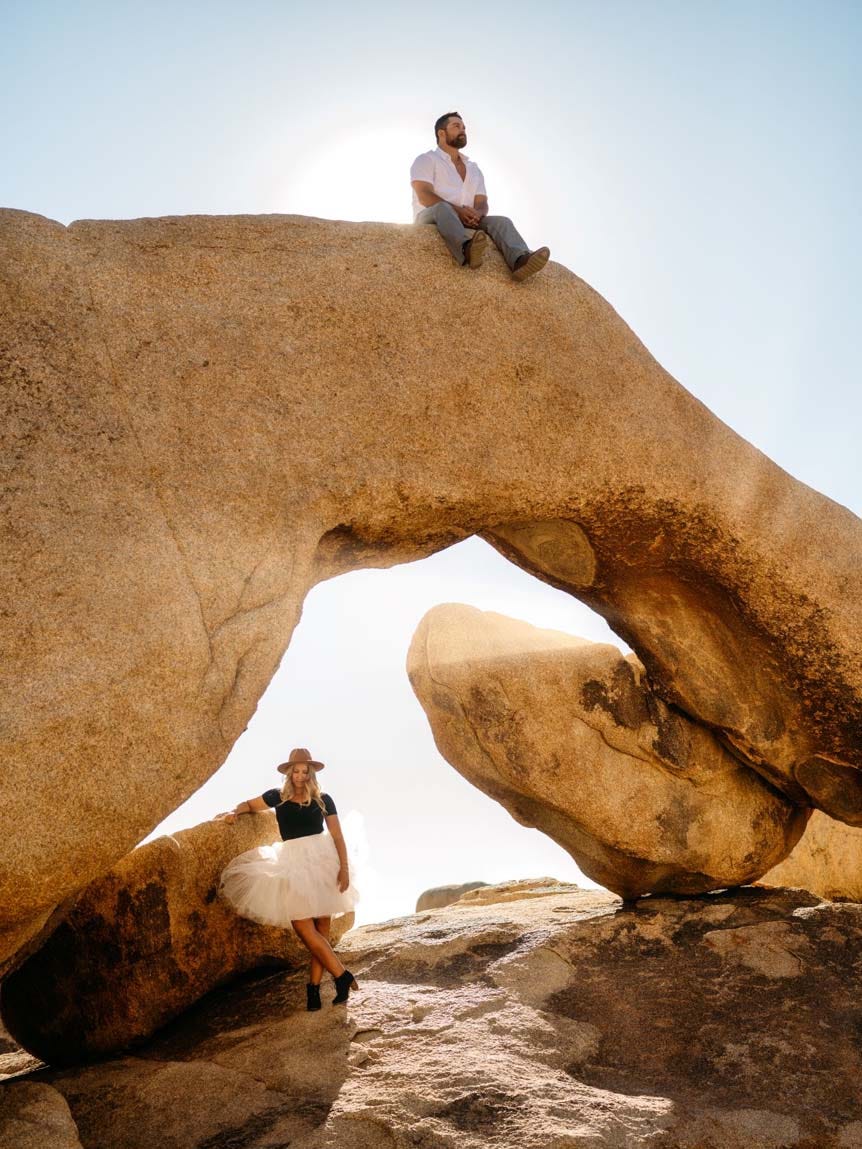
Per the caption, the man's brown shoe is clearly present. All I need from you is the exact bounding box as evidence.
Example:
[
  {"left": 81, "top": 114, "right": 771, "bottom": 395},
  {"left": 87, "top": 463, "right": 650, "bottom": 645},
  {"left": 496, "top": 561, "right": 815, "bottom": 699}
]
[
  {"left": 512, "top": 246, "right": 550, "bottom": 282},
  {"left": 463, "top": 230, "right": 487, "bottom": 269}
]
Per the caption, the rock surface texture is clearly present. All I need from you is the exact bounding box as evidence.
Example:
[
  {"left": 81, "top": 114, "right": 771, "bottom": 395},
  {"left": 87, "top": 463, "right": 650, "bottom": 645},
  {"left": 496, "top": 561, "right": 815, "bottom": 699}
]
[
  {"left": 761, "top": 809, "right": 862, "bottom": 901},
  {"left": 0, "top": 816, "right": 353, "bottom": 1063},
  {"left": 0, "top": 1082, "right": 83, "bottom": 1149},
  {"left": 3, "top": 880, "right": 862, "bottom": 1148},
  {"left": 408, "top": 605, "right": 807, "bottom": 898},
  {"left": 2, "top": 208, "right": 861, "bottom": 968},
  {"left": 416, "top": 881, "right": 489, "bottom": 911}
]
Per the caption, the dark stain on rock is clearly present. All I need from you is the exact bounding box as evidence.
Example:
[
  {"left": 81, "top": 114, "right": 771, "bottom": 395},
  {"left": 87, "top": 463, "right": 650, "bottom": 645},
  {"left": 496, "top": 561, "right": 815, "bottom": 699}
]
[
  {"left": 655, "top": 794, "right": 692, "bottom": 850},
  {"left": 580, "top": 661, "right": 649, "bottom": 730},
  {"left": 115, "top": 881, "right": 172, "bottom": 957},
  {"left": 436, "top": 1088, "right": 524, "bottom": 1132},
  {"left": 647, "top": 697, "right": 690, "bottom": 769}
]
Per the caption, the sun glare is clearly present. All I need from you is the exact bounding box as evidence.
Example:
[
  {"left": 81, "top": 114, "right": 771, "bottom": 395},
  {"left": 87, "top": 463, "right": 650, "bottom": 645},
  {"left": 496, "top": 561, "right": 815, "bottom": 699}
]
[
  {"left": 278, "top": 126, "right": 419, "bottom": 224},
  {"left": 274, "top": 122, "right": 531, "bottom": 236}
]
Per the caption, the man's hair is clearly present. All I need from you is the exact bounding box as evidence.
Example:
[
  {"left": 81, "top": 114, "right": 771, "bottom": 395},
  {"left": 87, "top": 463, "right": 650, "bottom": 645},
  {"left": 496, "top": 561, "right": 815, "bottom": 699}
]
[{"left": 434, "top": 111, "right": 461, "bottom": 142}]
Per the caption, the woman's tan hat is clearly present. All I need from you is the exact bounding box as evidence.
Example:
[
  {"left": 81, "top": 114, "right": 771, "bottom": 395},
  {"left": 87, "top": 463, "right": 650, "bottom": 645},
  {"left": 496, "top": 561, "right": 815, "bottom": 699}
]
[{"left": 277, "top": 747, "right": 325, "bottom": 774}]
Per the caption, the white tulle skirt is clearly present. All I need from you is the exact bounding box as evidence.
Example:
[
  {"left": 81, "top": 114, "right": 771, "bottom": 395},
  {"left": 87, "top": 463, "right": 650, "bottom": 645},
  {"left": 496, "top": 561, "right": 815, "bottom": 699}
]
[{"left": 219, "top": 831, "right": 360, "bottom": 925}]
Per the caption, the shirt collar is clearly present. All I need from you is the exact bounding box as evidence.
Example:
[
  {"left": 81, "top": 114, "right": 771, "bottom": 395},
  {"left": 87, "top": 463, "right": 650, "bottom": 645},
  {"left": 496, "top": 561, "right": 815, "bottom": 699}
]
[{"left": 435, "top": 146, "right": 470, "bottom": 164}]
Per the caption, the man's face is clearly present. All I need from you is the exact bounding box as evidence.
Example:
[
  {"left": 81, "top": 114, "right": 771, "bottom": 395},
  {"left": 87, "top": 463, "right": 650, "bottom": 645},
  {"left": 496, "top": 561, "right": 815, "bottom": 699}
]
[{"left": 444, "top": 118, "right": 467, "bottom": 149}]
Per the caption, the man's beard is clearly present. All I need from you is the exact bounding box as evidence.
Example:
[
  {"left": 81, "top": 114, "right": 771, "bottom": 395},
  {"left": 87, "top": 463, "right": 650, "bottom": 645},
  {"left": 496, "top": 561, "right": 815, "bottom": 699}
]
[{"left": 450, "top": 132, "right": 467, "bottom": 148}]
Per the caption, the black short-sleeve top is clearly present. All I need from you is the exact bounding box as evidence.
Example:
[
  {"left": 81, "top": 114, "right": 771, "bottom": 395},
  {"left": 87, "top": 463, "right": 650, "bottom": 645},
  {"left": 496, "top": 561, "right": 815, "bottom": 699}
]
[{"left": 262, "top": 788, "right": 337, "bottom": 841}]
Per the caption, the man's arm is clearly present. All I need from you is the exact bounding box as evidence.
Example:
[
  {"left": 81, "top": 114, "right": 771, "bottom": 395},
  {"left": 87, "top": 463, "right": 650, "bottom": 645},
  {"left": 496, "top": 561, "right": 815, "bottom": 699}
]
[
  {"left": 412, "top": 179, "right": 445, "bottom": 208},
  {"left": 412, "top": 181, "right": 481, "bottom": 227},
  {"left": 472, "top": 194, "right": 489, "bottom": 222}
]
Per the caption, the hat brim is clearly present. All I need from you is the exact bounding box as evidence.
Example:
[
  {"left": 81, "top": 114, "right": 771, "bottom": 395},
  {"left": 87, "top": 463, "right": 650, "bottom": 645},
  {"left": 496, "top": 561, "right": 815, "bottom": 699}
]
[{"left": 277, "top": 760, "right": 325, "bottom": 774}]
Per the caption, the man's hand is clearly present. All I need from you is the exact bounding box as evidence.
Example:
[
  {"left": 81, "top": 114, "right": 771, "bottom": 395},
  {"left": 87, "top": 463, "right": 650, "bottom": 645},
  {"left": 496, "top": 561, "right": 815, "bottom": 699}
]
[
  {"left": 214, "top": 811, "right": 237, "bottom": 824},
  {"left": 455, "top": 205, "right": 482, "bottom": 228}
]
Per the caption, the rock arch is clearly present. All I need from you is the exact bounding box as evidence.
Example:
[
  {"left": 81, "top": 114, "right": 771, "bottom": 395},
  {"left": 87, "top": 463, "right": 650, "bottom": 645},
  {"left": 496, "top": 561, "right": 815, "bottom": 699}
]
[{"left": 1, "top": 208, "right": 860, "bottom": 970}]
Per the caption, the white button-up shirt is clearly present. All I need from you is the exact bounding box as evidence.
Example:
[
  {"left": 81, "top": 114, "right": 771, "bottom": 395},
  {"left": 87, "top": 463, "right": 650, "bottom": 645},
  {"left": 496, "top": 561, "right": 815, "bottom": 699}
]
[{"left": 410, "top": 147, "right": 487, "bottom": 221}]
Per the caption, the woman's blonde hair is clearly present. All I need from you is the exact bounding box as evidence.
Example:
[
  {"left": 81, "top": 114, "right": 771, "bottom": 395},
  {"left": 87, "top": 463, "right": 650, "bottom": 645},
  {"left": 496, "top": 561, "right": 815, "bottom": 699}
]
[{"left": 280, "top": 764, "right": 326, "bottom": 812}]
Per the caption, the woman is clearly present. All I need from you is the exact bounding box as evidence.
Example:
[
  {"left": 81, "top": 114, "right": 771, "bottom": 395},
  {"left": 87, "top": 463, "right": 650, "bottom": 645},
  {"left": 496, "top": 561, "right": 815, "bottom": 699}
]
[{"left": 216, "top": 747, "right": 359, "bottom": 1010}]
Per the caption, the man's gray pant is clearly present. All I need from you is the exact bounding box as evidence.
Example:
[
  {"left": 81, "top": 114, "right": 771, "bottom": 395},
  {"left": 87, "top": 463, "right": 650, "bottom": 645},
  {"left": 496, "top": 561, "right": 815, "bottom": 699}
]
[{"left": 414, "top": 203, "right": 530, "bottom": 269}]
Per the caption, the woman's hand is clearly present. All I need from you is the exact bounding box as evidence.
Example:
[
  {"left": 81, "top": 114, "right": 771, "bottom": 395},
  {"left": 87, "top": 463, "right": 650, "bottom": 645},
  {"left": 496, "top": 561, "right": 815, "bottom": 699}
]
[
  {"left": 337, "top": 866, "right": 350, "bottom": 893},
  {"left": 214, "top": 798, "right": 268, "bottom": 823}
]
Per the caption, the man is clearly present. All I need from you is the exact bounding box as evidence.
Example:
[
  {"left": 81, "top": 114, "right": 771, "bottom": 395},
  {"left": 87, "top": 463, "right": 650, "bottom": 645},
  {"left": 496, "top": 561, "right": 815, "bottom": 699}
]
[{"left": 410, "top": 112, "right": 550, "bottom": 282}]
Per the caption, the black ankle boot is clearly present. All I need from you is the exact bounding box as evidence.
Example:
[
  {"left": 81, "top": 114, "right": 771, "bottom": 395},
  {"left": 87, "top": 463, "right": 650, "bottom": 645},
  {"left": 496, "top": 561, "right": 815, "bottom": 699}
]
[
  {"left": 306, "top": 983, "right": 322, "bottom": 1011},
  {"left": 332, "top": 969, "right": 358, "bottom": 1005}
]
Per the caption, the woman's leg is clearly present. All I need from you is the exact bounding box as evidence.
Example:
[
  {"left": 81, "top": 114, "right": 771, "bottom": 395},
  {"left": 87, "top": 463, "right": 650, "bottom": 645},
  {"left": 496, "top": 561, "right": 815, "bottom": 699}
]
[
  {"left": 308, "top": 916, "right": 331, "bottom": 985},
  {"left": 292, "top": 916, "right": 344, "bottom": 978}
]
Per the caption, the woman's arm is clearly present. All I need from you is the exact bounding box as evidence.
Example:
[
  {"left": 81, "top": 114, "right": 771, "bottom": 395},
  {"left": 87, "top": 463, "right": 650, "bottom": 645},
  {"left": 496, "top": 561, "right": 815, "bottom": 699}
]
[
  {"left": 325, "top": 814, "right": 350, "bottom": 891},
  {"left": 214, "top": 795, "right": 270, "bottom": 823}
]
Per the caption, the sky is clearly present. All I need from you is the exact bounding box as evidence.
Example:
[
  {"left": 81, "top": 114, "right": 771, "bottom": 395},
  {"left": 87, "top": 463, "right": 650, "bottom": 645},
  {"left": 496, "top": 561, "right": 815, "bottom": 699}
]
[{"left": 2, "top": 0, "right": 860, "bottom": 926}]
